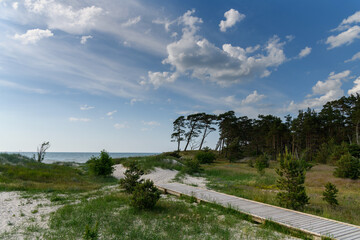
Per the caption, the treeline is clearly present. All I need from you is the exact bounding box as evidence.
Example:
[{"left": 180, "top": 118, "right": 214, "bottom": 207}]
[{"left": 171, "top": 94, "right": 360, "bottom": 163}]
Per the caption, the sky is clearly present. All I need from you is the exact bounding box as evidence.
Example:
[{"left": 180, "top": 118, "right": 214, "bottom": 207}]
[{"left": 1, "top": 0, "right": 360, "bottom": 152}]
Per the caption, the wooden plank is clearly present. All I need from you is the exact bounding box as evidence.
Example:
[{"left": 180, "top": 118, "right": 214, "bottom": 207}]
[{"left": 156, "top": 183, "right": 360, "bottom": 240}]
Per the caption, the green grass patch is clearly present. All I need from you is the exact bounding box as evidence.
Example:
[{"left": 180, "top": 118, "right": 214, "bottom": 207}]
[{"left": 42, "top": 192, "right": 297, "bottom": 240}]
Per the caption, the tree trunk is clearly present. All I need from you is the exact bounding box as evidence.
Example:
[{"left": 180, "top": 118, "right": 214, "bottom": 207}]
[
  {"left": 356, "top": 121, "right": 359, "bottom": 145},
  {"left": 177, "top": 139, "right": 181, "bottom": 152},
  {"left": 199, "top": 126, "right": 208, "bottom": 150}
]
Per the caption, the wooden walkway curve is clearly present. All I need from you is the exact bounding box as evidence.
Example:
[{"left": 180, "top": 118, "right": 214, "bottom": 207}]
[{"left": 156, "top": 183, "right": 360, "bottom": 240}]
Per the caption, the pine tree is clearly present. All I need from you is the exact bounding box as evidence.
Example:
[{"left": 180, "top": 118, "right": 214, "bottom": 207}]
[
  {"left": 322, "top": 182, "right": 339, "bottom": 207},
  {"left": 276, "top": 149, "right": 309, "bottom": 211}
]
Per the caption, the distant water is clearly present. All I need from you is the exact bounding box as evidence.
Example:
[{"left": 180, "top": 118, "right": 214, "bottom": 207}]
[{"left": 7, "top": 152, "right": 158, "bottom": 163}]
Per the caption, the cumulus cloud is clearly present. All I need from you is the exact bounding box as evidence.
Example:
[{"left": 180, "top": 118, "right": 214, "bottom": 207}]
[
  {"left": 12, "top": 2, "right": 18, "bottom": 10},
  {"left": 345, "top": 51, "right": 360, "bottom": 62},
  {"left": 80, "top": 35, "right": 92, "bottom": 44},
  {"left": 148, "top": 10, "right": 287, "bottom": 88},
  {"left": 219, "top": 9, "right": 245, "bottom": 32},
  {"left": 80, "top": 104, "right": 94, "bottom": 110},
  {"left": 288, "top": 70, "right": 351, "bottom": 111},
  {"left": 24, "top": 0, "right": 103, "bottom": 34},
  {"left": 298, "top": 46, "right": 312, "bottom": 58},
  {"left": 122, "top": 16, "right": 141, "bottom": 27},
  {"left": 148, "top": 71, "right": 178, "bottom": 89},
  {"left": 348, "top": 76, "right": 360, "bottom": 95},
  {"left": 107, "top": 110, "right": 117, "bottom": 116},
  {"left": 69, "top": 117, "right": 90, "bottom": 122},
  {"left": 242, "top": 90, "right": 266, "bottom": 104},
  {"left": 13, "top": 28, "right": 53, "bottom": 44},
  {"left": 327, "top": 11, "right": 360, "bottom": 49}
]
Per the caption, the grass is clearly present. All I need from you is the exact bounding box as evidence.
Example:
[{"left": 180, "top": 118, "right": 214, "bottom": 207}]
[
  {"left": 39, "top": 191, "right": 299, "bottom": 240},
  {"left": 0, "top": 153, "right": 118, "bottom": 193},
  {"left": 113, "top": 153, "right": 183, "bottom": 172},
  {"left": 202, "top": 160, "right": 360, "bottom": 226}
]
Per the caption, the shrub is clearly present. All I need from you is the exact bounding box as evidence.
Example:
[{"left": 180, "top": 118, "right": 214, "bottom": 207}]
[
  {"left": 131, "top": 179, "right": 160, "bottom": 210},
  {"left": 83, "top": 222, "right": 99, "bottom": 240},
  {"left": 276, "top": 150, "right": 309, "bottom": 211},
  {"left": 182, "top": 158, "right": 202, "bottom": 174},
  {"left": 166, "top": 151, "right": 181, "bottom": 159},
  {"left": 348, "top": 144, "right": 360, "bottom": 158},
  {"left": 202, "top": 146, "right": 211, "bottom": 152},
  {"left": 247, "top": 158, "right": 254, "bottom": 168},
  {"left": 255, "top": 154, "right": 270, "bottom": 174},
  {"left": 322, "top": 182, "right": 339, "bottom": 207},
  {"left": 195, "top": 151, "right": 216, "bottom": 164},
  {"left": 329, "top": 142, "right": 349, "bottom": 164},
  {"left": 314, "top": 142, "right": 331, "bottom": 164},
  {"left": 87, "top": 150, "right": 114, "bottom": 176},
  {"left": 119, "top": 162, "right": 144, "bottom": 193},
  {"left": 334, "top": 152, "right": 360, "bottom": 180}
]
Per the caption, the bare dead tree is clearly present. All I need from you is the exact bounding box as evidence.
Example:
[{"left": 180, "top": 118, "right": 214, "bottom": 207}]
[{"left": 37, "top": 141, "right": 50, "bottom": 162}]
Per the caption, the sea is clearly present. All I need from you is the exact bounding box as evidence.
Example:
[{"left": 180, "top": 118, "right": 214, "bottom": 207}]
[{"left": 7, "top": 152, "right": 158, "bottom": 164}]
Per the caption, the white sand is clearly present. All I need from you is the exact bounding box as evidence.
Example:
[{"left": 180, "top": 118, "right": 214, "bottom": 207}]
[
  {"left": 0, "top": 192, "right": 60, "bottom": 236},
  {"left": 112, "top": 164, "right": 208, "bottom": 188}
]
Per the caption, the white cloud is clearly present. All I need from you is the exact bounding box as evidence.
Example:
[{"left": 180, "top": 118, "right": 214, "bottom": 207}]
[
  {"left": 107, "top": 110, "right": 117, "bottom": 116},
  {"left": 242, "top": 90, "right": 266, "bottom": 104},
  {"left": 80, "top": 35, "right": 92, "bottom": 44},
  {"left": 288, "top": 70, "right": 350, "bottom": 111},
  {"left": 142, "top": 121, "right": 160, "bottom": 126},
  {"left": 298, "top": 46, "right": 312, "bottom": 58},
  {"left": 348, "top": 76, "right": 360, "bottom": 95},
  {"left": 0, "top": 79, "right": 47, "bottom": 94},
  {"left": 24, "top": 0, "right": 103, "bottom": 34},
  {"left": 130, "top": 98, "right": 142, "bottom": 105},
  {"left": 326, "top": 26, "right": 360, "bottom": 49},
  {"left": 122, "top": 16, "right": 141, "bottom": 27},
  {"left": 69, "top": 117, "right": 90, "bottom": 122},
  {"left": 13, "top": 28, "right": 53, "bottom": 44},
  {"left": 148, "top": 71, "right": 178, "bottom": 88},
  {"left": 80, "top": 104, "right": 94, "bottom": 110},
  {"left": 152, "top": 18, "right": 174, "bottom": 32},
  {"left": 150, "top": 10, "right": 287, "bottom": 87},
  {"left": 114, "top": 122, "right": 128, "bottom": 129},
  {"left": 12, "top": 2, "right": 18, "bottom": 10},
  {"left": 286, "top": 35, "right": 295, "bottom": 42},
  {"left": 345, "top": 51, "right": 360, "bottom": 62},
  {"left": 327, "top": 12, "right": 360, "bottom": 49},
  {"left": 219, "top": 9, "right": 245, "bottom": 32}
]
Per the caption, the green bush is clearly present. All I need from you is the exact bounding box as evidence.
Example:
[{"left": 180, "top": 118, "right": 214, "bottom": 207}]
[
  {"left": 87, "top": 150, "right": 114, "bottom": 176},
  {"left": 166, "top": 151, "right": 181, "bottom": 159},
  {"left": 329, "top": 142, "right": 349, "bottom": 164},
  {"left": 119, "top": 162, "right": 144, "bottom": 193},
  {"left": 131, "top": 179, "right": 160, "bottom": 210},
  {"left": 182, "top": 158, "right": 202, "bottom": 174},
  {"left": 314, "top": 142, "right": 331, "bottom": 164},
  {"left": 322, "top": 182, "right": 339, "bottom": 207},
  {"left": 348, "top": 144, "right": 360, "bottom": 158},
  {"left": 195, "top": 151, "right": 216, "bottom": 164},
  {"left": 255, "top": 154, "right": 270, "bottom": 174},
  {"left": 276, "top": 150, "right": 309, "bottom": 211},
  {"left": 334, "top": 153, "right": 360, "bottom": 179}
]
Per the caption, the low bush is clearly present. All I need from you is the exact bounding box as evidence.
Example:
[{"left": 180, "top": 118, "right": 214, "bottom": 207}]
[
  {"left": 334, "top": 152, "right": 360, "bottom": 179},
  {"left": 165, "top": 151, "right": 181, "bottom": 158},
  {"left": 182, "top": 158, "right": 202, "bottom": 174},
  {"left": 119, "top": 162, "right": 144, "bottom": 193},
  {"left": 195, "top": 151, "right": 216, "bottom": 164},
  {"left": 87, "top": 150, "right": 114, "bottom": 177},
  {"left": 83, "top": 222, "right": 99, "bottom": 240},
  {"left": 322, "top": 182, "right": 339, "bottom": 207},
  {"left": 348, "top": 144, "right": 360, "bottom": 158},
  {"left": 131, "top": 179, "right": 160, "bottom": 210},
  {"left": 255, "top": 154, "right": 270, "bottom": 174}
]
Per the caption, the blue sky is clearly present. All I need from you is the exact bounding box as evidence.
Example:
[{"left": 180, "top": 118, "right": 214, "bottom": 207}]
[{"left": 1, "top": 0, "right": 360, "bottom": 152}]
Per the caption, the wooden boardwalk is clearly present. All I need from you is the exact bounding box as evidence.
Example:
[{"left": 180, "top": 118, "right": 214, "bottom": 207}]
[{"left": 156, "top": 183, "right": 360, "bottom": 240}]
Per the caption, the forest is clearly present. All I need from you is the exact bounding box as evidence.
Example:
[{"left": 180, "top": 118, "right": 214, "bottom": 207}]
[{"left": 171, "top": 94, "right": 360, "bottom": 165}]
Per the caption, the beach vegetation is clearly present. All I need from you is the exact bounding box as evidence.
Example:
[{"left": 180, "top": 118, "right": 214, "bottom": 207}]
[
  {"left": 119, "top": 161, "right": 144, "bottom": 193},
  {"left": 182, "top": 158, "right": 202, "bottom": 174},
  {"left": 87, "top": 150, "right": 114, "bottom": 177},
  {"left": 36, "top": 141, "right": 50, "bottom": 163},
  {"left": 195, "top": 151, "right": 216, "bottom": 164},
  {"left": 131, "top": 179, "right": 160, "bottom": 209}
]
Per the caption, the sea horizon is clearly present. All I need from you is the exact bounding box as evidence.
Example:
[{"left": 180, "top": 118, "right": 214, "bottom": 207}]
[{"left": 2, "top": 152, "right": 159, "bottom": 163}]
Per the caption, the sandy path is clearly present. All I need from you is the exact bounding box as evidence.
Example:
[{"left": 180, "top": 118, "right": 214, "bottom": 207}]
[
  {"left": 0, "top": 192, "right": 60, "bottom": 236},
  {"left": 112, "top": 164, "right": 208, "bottom": 188}
]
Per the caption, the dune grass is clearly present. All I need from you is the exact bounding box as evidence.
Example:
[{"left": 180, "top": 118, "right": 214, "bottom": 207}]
[
  {"left": 203, "top": 160, "right": 360, "bottom": 226},
  {"left": 113, "top": 153, "right": 183, "bottom": 172},
  {"left": 0, "top": 153, "right": 117, "bottom": 193},
  {"left": 38, "top": 191, "right": 300, "bottom": 240}
]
